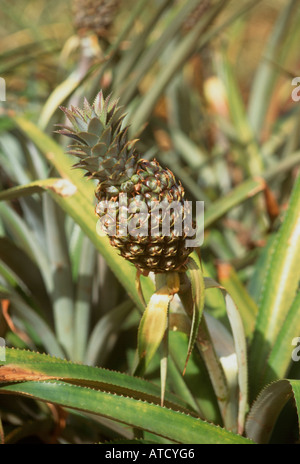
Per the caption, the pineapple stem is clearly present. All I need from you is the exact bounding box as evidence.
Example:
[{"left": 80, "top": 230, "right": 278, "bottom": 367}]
[
  {"left": 135, "top": 270, "right": 146, "bottom": 313},
  {"left": 160, "top": 318, "right": 169, "bottom": 408},
  {"left": 154, "top": 273, "right": 169, "bottom": 408},
  {"left": 179, "top": 272, "right": 234, "bottom": 431},
  {"left": 154, "top": 272, "right": 179, "bottom": 407}
]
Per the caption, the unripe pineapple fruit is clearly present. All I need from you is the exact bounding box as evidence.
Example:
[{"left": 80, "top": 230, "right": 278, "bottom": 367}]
[
  {"left": 72, "top": 0, "right": 120, "bottom": 39},
  {"left": 58, "top": 92, "right": 194, "bottom": 274}
]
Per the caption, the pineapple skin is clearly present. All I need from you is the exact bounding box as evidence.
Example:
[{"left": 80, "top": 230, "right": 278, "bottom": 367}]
[{"left": 58, "top": 92, "right": 194, "bottom": 274}]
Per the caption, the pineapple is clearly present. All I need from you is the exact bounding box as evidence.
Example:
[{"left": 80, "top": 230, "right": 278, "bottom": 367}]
[
  {"left": 58, "top": 92, "right": 194, "bottom": 275},
  {"left": 72, "top": 0, "right": 120, "bottom": 39}
]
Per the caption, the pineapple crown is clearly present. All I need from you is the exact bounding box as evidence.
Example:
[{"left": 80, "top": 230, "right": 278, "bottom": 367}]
[{"left": 57, "top": 91, "right": 139, "bottom": 187}]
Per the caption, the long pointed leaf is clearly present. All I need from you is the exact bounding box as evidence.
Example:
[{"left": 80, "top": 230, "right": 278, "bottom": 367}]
[
  {"left": 0, "top": 178, "right": 77, "bottom": 202},
  {"left": 262, "top": 291, "right": 300, "bottom": 385},
  {"left": 184, "top": 257, "right": 205, "bottom": 374},
  {"left": 250, "top": 172, "right": 300, "bottom": 397},
  {"left": 246, "top": 379, "right": 300, "bottom": 444},
  {"left": 0, "top": 380, "right": 253, "bottom": 444},
  {"left": 0, "top": 347, "right": 193, "bottom": 414},
  {"left": 204, "top": 278, "right": 248, "bottom": 435}
]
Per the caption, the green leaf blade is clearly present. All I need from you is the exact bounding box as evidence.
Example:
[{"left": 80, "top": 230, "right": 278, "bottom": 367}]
[
  {"left": 0, "top": 380, "right": 253, "bottom": 444},
  {"left": 250, "top": 173, "right": 300, "bottom": 396}
]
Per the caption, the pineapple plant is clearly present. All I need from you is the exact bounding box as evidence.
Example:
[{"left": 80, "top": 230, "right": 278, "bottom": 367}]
[
  {"left": 57, "top": 91, "right": 194, "bottom": 275},
  {"left": 57, "top": 91, "right": 203, "bottom": 408},
  {"left": 72, "top": 0, "right": 121, "bottom": 39}
]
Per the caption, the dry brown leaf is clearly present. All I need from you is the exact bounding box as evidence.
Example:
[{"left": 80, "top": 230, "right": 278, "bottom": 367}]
[{"left": 0, "top": 365, "right": 59, "bottom": 382}]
